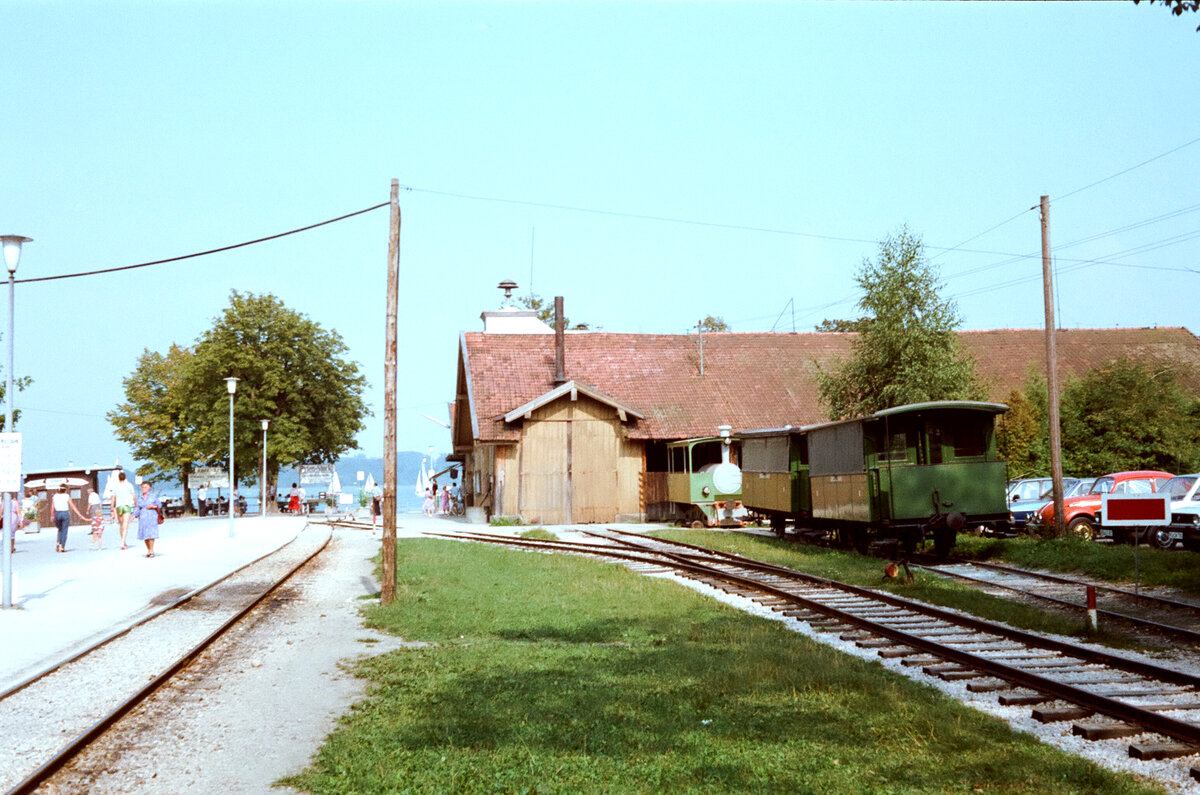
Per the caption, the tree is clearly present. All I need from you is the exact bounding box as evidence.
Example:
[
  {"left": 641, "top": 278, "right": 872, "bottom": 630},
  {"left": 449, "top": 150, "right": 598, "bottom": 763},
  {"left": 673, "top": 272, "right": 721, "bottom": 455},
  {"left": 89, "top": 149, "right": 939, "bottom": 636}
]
[
  {"left": 995, "top": 376, "right": 1049, "bottom": 478},
  {"left": 1132, "top": 0, "right": 1200, "bottom": 30},
  {"left": 181, "top": 291, "right": 368, "bottom": 510},
  {"left": 699, "top": 315, "right": 730, "bottom": 332},
  {"left": 1059, "top": 358, "right": 1200, "bottom": 476},
  {"left": 108, "top": 344, "right": 200, "bottom": 508},
  {"left": 816, "top": 228, "right": 982, "bottom": 419},
  {"left": 814, "top": 318, "right": 867, "bottom": 333},
  {"left": 518, "top": 293, "right": 589, "bottom": 330}
]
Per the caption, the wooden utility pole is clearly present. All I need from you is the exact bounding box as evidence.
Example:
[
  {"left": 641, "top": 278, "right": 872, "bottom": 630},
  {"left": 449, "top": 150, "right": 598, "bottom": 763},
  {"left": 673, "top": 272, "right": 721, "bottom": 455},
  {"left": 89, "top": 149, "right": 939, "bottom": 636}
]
[
  {"left": 382, "top": 180, "right": 400, "bottom": 602},
  {"left": 1041, "top": 195, "right": 1066, "bottom": 537}
]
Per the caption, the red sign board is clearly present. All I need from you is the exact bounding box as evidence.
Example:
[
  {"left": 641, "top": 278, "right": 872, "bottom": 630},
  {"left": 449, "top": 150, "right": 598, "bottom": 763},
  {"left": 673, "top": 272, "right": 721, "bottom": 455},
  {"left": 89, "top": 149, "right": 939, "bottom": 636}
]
[{"left": 1101, "top": 494, "right": 1170, "bottom": 525}]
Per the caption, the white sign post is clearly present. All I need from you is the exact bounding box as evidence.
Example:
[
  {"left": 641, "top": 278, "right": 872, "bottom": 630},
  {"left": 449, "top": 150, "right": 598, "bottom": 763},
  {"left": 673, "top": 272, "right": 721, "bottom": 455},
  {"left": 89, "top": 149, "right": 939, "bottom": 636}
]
[{"left": 0, "top": 432, "right": 22, "bottom": 609}]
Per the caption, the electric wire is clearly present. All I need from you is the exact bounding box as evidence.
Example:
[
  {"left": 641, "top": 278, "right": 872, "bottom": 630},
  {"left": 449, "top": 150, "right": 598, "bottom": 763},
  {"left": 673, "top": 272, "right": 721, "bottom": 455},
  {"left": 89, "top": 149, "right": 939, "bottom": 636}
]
[
  {"left": 15, "top": 202, "right": 389, "bottom": 285},
  {"left": 1054, "top": 135, "right": 1200, "bottom": 203}
]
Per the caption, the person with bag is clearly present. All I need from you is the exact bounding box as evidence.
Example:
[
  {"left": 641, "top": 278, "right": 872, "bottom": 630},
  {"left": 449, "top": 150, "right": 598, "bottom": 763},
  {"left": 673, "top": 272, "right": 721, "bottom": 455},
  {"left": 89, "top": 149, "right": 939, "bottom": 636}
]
[
  {"left": 51, "top": 484, "right": 90, "bottom": 553},
  {"left": 132, "top": 480, "right": 163, "bottom": 558}
]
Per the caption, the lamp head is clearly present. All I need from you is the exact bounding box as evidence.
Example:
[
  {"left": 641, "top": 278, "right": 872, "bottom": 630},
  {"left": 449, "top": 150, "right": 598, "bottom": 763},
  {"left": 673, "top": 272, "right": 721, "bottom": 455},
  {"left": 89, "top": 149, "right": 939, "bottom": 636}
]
[
  {"left": 0, "top": 235, "right": 32, "bottom": 275},
  {"left": 225, "top": 377, "right": 239, "bottom": 395},
  {"left": 261, "top": 419, "right": 269, "bottom": 430}
]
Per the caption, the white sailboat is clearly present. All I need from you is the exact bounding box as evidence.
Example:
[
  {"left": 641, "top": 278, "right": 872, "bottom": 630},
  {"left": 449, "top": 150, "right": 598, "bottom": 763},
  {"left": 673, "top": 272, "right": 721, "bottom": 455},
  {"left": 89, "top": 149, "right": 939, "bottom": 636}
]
[{"left": 415, "top": 458, "right": 429, "bottom": 497}]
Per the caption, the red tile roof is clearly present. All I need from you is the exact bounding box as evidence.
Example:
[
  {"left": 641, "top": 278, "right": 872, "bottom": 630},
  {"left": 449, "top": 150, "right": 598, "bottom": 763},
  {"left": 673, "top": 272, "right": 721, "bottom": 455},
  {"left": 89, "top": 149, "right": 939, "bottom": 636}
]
[{"left": 460, "top": 327, "right": 1200, "bottom": 443}]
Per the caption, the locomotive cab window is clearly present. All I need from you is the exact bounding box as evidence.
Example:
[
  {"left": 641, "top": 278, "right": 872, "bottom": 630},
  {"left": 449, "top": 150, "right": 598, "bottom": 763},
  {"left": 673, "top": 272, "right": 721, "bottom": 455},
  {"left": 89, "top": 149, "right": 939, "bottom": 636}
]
[{"left": 669, "top": 446, "right": 686, "bottom": 474}]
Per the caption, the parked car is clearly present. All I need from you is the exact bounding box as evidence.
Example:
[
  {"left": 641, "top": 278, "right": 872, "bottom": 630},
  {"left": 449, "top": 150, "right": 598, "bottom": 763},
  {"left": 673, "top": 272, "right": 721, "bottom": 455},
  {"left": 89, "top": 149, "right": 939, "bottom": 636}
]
[
  {"left": 1008, "top": 477, "right": 1080, "bottom": 531},
  {"left": 1160, "top": 474, "right": 1200, "bottom": 552},
  {"left": 1026, "top": 470, "right": 1174, "bottom": 541}
]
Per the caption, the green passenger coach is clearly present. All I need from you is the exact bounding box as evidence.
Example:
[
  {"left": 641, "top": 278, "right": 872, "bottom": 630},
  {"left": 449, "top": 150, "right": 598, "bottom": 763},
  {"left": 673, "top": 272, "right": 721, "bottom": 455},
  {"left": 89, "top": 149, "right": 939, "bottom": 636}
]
[{"left": 740, "top": 401, "right": 1009, "bottom": 554}]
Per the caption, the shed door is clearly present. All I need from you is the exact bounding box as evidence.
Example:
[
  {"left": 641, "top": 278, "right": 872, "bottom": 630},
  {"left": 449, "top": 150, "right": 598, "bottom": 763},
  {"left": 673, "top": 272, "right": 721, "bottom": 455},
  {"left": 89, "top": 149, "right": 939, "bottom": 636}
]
[
  {"left": 571, "top": 403, "right": 620, "bottom": 523},
  {"left": 519, "top": 416, "right": 569, "bottom": 525}
]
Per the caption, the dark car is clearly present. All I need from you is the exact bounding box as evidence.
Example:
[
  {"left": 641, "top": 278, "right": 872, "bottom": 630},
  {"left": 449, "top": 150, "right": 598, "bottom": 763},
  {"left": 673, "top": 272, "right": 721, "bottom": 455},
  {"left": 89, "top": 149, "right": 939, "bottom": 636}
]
[{"left": 1008, "top": 477, "right": 1082, "bottom": 531}]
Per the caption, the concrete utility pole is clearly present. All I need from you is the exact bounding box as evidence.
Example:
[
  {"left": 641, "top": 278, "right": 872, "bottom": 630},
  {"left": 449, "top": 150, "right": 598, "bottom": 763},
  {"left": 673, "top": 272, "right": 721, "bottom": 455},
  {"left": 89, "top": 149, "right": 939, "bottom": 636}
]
[
  {"left": 1041, "top": 195, "right": 1066, "bottom": 537},
  {"left": 382, "top": 180, "right": 400, "bottom": 603}
]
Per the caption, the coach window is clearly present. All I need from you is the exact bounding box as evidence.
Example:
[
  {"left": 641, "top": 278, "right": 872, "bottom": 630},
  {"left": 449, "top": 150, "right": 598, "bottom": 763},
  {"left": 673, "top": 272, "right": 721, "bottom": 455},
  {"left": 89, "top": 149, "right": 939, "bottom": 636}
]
[{"left": 879, "top": 430, "right": 909, "bottom": 464}]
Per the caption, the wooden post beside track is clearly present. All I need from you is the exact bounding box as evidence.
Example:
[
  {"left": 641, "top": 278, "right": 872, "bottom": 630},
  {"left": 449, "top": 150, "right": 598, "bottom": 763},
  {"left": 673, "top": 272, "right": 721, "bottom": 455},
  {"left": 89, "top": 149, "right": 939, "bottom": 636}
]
[
  {"left": 382, "top": 180, "right": 400, "bottom": 604},
  {"left": 1040, "top": 195, "right": 1066, "bottom": 538}
]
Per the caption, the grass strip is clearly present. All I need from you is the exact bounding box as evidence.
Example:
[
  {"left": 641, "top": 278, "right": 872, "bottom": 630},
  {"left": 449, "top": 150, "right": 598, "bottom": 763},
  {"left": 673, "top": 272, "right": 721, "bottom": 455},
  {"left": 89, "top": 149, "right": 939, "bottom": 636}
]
[
  {"left": 282, "top": 537, "right": 1160, "bottom": 794},
  {"left": 954, "top": 535, "right": 1200, "bottom": 596}
]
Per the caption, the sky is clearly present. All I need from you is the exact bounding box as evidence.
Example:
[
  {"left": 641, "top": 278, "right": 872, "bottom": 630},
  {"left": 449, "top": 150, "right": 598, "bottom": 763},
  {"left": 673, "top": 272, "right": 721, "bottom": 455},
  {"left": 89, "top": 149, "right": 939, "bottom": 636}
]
[{"left": 1, "top": 1, "right": 1198, "bottom": 475}]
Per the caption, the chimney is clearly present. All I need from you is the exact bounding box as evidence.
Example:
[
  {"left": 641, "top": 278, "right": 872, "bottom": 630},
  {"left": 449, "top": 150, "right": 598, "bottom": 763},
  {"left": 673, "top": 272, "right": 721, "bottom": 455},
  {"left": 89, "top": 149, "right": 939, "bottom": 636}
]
[{"left": 554, "top": 295, "right": 567, "bottom": 385}]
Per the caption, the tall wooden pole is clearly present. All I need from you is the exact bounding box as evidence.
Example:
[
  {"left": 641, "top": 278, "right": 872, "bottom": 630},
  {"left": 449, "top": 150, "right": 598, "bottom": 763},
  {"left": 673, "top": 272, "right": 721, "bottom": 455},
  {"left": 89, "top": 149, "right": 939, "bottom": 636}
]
[
  {"left": 1041, "top": 195, "right": 1066, "bottom": 537},
  {"left": 382, "top": 180, "right": 400, "bottom": 603}
]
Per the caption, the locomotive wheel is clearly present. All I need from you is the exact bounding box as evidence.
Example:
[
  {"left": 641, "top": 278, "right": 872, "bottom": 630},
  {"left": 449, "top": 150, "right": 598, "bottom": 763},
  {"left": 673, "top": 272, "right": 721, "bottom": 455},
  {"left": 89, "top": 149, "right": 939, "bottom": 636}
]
[
  {"left": 690, "top": 520, "right": 705, "bottom": 529},
  {"left": 1067, "top": 516, "right": 1096, "bottom": 542}
]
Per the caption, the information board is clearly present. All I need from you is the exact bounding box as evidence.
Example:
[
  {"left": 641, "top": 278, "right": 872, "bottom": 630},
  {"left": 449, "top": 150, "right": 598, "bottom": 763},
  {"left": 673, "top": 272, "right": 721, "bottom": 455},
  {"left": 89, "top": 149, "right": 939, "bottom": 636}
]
[
  {"left": 189, "top": 466, "right": 229, "bottom": 489},
  {"left": 299, "top": 464, "right": 335, "bottom": 485},
  {"left": 0, "top": 433, "right": 20, "bottom": 493}
]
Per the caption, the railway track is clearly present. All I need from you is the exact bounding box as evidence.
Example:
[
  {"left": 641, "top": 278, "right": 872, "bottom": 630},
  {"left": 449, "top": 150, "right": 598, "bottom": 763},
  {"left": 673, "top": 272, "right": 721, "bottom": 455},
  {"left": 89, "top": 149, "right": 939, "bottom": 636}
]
[
  {"left": 430, "top": 528, "right": 1200, "bottom": 784},
  {"left": 0, "top": 523, "right": 332, "bottom": 794},
  {"left": 915, "top": 558, "right": 1200, "bottom": 643}
]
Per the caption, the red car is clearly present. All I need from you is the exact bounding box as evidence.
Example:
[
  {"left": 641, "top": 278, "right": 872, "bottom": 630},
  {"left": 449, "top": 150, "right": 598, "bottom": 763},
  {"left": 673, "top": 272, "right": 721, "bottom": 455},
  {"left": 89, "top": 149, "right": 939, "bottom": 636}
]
[{"left": 1026, "top": 470, "right": 1174, "bottom": 540}]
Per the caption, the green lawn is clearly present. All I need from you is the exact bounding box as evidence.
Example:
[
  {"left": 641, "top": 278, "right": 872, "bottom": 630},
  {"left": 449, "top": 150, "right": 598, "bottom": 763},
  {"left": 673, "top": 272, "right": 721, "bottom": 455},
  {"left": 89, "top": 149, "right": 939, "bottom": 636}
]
[{"left": 281, "top": 537, "right": 1161, "bottom": 794}]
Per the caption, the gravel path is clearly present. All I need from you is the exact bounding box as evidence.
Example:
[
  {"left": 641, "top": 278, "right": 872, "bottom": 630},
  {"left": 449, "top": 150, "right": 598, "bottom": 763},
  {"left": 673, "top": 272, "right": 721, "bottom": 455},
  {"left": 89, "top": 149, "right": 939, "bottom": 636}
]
[{"left": 40, "top": 525, "right": 408, "bottom": 794}]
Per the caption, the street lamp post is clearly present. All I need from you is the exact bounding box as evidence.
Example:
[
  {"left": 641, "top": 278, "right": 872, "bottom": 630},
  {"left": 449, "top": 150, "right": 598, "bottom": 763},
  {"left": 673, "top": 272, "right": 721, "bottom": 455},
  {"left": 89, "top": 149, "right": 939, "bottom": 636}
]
[
  {"left": 261, "top": 419, "right": 269, "bottom": 518},
  {"left": 1, "top": 235, "right": 30, "bottom": 610},
  {"left": 225, "top": 377, "right": 238, "bottom": 538}
]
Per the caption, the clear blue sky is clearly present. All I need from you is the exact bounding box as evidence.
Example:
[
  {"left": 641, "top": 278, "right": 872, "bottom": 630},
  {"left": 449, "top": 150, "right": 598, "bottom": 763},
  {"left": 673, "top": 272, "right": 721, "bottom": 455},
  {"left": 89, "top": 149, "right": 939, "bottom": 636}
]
[{"left": 1, "top": 1, "right": 1197, "bottom": 473}]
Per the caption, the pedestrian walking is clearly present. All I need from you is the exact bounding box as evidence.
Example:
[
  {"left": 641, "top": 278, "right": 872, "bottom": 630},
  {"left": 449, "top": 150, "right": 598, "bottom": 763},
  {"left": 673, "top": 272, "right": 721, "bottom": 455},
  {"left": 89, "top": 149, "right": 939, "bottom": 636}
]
[
  {"left": 133, "top": 480, "right": 162, "bottom": 558},
  {"left": 422, "top": 488, "right": 434, "bottom": 516},
  {"left": 198, "top": 484, "right": 208, "bottom": 517},
  {"left": 86, "top": 488, "right": 105, "bottom": 550},
  {"left": 440, "top": 485, "right": 450, "bottom": 515},
  {"left": 108, "top": 471, "right": 137, "bottom": 550},
  {"left": 52, "top": 484, "right": 89, "bottom": 553},
  {"left": 371, "top": 483, "right": 383, "bottom": 528}
]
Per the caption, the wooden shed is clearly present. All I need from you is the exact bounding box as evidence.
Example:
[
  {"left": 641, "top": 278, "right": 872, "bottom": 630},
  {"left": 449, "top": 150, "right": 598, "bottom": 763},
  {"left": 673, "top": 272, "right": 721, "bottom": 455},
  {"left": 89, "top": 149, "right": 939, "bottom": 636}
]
[{"left": 24, "top": 465, "right": 122, "bottom": 527}]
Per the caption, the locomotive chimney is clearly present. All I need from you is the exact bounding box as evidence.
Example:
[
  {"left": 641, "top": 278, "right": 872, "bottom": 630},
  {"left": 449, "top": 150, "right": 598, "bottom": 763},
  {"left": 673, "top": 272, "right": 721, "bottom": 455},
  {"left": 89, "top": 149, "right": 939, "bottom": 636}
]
[{"left": 554, "top": 296, "right": 567, "bottom": 385}]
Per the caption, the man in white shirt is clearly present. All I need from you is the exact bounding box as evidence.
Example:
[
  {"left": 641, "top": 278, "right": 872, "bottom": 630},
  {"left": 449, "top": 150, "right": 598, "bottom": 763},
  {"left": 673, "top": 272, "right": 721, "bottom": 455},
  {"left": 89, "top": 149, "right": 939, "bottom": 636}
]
[
  {"left": 198, "top": 485, "right": 208, "bottom": 517},
  {"left": 109, "top": 471, "right": 137, "bottom": 550}
]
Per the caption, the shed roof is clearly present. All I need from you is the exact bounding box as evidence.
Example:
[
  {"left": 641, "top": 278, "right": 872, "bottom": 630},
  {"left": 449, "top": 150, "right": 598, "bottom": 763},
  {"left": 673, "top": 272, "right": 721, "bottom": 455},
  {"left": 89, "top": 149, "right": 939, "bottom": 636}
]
[{"left": 458, "top": 327, "right": 1200, "bottom": 444}]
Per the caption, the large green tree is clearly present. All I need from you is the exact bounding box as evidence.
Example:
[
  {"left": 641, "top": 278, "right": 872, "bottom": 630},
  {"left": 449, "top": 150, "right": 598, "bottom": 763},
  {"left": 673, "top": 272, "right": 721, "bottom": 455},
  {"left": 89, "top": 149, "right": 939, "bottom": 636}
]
[
  {"left": 108, "top": 344, "right": 200, "bottom": 504},
  {"left": 1059, "top": 358, "right": 1200, "bottom": 476},
  {"left": 816, "top": 228, "right": 982, "bottom": 419},
  {"left": 182, "top": 291, "right": 369, "bottom": 510}
]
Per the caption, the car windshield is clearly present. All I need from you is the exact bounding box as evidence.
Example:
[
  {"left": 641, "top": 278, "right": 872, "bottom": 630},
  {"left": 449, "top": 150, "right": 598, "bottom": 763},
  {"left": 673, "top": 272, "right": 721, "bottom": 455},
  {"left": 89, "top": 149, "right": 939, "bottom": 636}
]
[
  {"left": 1164, "top": 476, "right": 1198, "bottom": 499},
  {"left": 1040, "top": 479, "right": 1091, "bottom": 500}
]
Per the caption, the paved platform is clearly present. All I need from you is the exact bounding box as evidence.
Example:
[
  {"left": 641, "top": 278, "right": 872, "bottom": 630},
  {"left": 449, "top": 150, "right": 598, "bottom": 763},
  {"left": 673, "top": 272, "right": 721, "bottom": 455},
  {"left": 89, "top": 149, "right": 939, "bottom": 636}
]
[
  {"left": 0, "top": 509, "right": 677, "bottom": 692},
  {"left": 0, "top": 513, "right": 314, "bottom": 691}
]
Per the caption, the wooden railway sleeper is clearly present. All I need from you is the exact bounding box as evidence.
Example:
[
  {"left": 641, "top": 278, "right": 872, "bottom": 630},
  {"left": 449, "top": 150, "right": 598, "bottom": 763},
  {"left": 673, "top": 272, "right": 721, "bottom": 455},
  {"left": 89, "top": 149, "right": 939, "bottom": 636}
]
[
  {"left": 1073, "top": 722, "right": 1142, "bottom": 740},
  {"left": 1127, "top": 742, "right": 1199, "bottom": 760},
  {"left": 1032, "top": 706, "right": 1095, "bottom": 723}
]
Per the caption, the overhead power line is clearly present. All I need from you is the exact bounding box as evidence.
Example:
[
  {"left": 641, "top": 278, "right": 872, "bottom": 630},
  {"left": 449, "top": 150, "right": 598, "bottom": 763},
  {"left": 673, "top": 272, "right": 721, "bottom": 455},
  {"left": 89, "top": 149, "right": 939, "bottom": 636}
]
[
  {"left": 16, "top": 202, "right": 389, "bottom": 285},
  {"left": 1054, "top": 135, "right": 1200, "bottom": 203}
]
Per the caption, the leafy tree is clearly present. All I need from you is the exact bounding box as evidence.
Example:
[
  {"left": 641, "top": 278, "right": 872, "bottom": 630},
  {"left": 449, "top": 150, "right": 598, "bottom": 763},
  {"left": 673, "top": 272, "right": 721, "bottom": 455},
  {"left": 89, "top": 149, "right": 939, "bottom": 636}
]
[
  {"left": 816, "top": 228, "right": 982, "bottom": 419},
  {"left": 181, "top": 291, "right": 368, "bottom": 510},
  {"left": 1132, "top": 0, "right": 1200, "bottom": 30},
  {"left": 0, "top": 331, "right": 32, "bottom": 429},
  {"left": 814, "top": 318, "right": 867, "bottom": 333},
  {"left": 995, "top": 378, "right": 1049, "bottom": 478},
  {"left": 518, "top": 294, "right": 589, "bottom": 330},
  {"left": 1059, "top": 358, "right": 1200, "bottom": 475},
  {"left": 699, "top": 315, "right": 730, "bottom": 332},
  {"left": 108, "top": 344, "right": 200, "bottom": 508}
]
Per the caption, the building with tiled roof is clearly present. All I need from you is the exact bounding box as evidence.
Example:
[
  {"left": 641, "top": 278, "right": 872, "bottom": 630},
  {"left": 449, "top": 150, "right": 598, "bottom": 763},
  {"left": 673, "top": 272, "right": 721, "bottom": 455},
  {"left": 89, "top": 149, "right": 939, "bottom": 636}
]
[{"left": 450, "top": 309, "right": 1200, "bottom": 524}]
